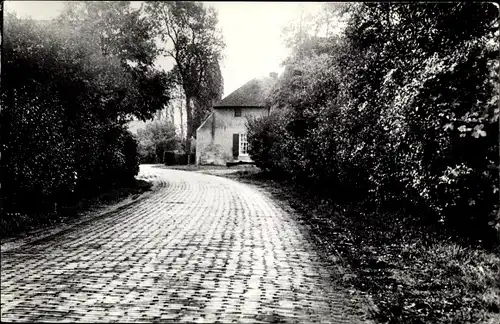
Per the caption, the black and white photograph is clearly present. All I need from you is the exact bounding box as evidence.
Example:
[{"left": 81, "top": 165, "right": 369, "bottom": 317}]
[{"left": 1, "top": 1, "right": 499, "bottom": 323}]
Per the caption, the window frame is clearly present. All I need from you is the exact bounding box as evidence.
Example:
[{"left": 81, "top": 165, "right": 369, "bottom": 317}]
[
  {"left": 234, "top": 108, "right": 242, "bottom": 117},
  {"left": 239, "top": 133, "right": 249, "bottom": 156}
]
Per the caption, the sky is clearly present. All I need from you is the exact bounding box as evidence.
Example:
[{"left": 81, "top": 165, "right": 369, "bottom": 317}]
[{"left": 4, "top": 1, "right": 323, "bottom": 98}]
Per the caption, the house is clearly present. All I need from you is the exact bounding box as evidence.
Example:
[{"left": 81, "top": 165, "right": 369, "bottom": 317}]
[{"left": 196, "top": 73, "right": 277, "bottom": 165}]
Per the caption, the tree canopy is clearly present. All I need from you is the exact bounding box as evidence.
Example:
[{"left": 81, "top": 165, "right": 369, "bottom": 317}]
[
  {"left": 56, "top": 1, "right": 175, "bottom": 121},
  {"left": 145, "top": 1, "right": 225, "bottom": 157},
  {"left": 1, "top": 1, "right": 174, "bottom": 222}
]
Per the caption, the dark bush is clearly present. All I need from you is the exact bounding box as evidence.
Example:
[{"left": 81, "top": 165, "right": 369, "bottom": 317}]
[
  {"left": 247, "top": 3, "right": 499, "bottom": 245},
  {"left": 163, "top": 152, "right": 196, "bottom": 165},
  {"left": 139, "top": 151, "right": 157, "bottom": 164},
  {"left": 1, "top": 13, "right": 159, "bottom": 231},
  {"left": 136, "top": 120, "right": 180, "bottom": 165},
  {"left": 164, "top": 151, "right": 177, "bottom": 165},
  {"left": 246, "top": 110, "right": 289, "bottom": 175},
  {"left": 176, "top": 153, "right": 187, "bottom": 165},
  {"left": 188, "top": 153, "right": 195, "bottom": 165},
  {"left": 121, "top": 130, "right": 141, "bottom": 181}
]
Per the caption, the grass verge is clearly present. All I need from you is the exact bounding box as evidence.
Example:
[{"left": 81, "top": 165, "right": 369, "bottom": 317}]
[{"left": 217, "top": 168, "right": 500, "bottom": 324}]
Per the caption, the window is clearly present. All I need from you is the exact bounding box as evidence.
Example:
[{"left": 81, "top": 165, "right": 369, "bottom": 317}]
[
  {"left": 234, "top": 108, "right": 242, "bottom": 117},
  {"left": 239, "top": 133, "right": 248, "bottom": 156}
]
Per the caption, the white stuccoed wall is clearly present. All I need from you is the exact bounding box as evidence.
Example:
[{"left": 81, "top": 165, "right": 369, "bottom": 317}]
[{"left": 196, "top": 107, "right": 269, "bottom": 165}]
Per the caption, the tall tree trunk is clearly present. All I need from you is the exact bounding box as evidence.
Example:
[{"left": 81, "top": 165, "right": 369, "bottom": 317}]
[
  {"left": 185, "top": 96, "right": 194, "bottom": 165},
  {"left": 179, "top": 99, "right": 184, "bottom": 140},
  {"left": 169, "top": 105, "right": 175, "bottom": 126}
]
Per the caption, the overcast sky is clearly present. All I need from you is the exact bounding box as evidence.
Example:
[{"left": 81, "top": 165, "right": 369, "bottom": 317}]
[{"left": 5, "top": 1, "right": 322, "bottom": 98}]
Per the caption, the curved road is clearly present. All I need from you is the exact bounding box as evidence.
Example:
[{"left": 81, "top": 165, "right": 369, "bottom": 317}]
[{"left": 1, "top": 165, "right": 366, "bottom": 323}]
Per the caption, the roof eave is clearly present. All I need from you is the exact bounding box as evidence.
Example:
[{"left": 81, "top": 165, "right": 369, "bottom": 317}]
[
  {"left": 213, "top": 105, "right": 266, "bottom": 109},
  {"left": 196, "top": 112, "right": 214, "bottom": 134}
]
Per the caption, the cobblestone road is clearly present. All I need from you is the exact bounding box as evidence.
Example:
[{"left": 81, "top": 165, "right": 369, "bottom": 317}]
[{"left": 1, "top": 165, "right": 367, "bottom": 323}]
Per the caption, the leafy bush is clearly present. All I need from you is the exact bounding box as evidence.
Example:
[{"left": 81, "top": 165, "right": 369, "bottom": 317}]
[
  {"left": 135, "top": 120, "right": 180, "bottom": 164},
  {"left": 122, "top": 130, "right": 141, "bottom": 180},
  {"left": 246, "top": 110, "right": 289, "bottom": 175},
  {"left": 164, "top": 151, "right": 177, "bottom": 166},
  {"left": 338, "top": 3, "right": 500, "bottom": 242},
  {"left": 247, "top": 3, "right": 499, "bottom": 245},
  {"left": 164, "top": 152, "right": 195, "bottom": 166},
  {"left": 1, "top": 11, "right": 166, "bottom": 227}
]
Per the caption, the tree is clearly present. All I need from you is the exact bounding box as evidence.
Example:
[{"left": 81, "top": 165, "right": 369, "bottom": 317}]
[
  {"left": 145, "top": 1, "right": 225, "bottom": 163},
  {"left": 281, "top": 3, "right": 352, "bottom": 55},
  {"left": 1, "top": 13, "right": 144, "bottom": 219},
  {"left": 193, "top": 60, "right": 224, "bottom": 136},
  {"left": 57, "top": 1, "right": 175, "bottom": 122},
  {"left": 136, "top": 120, "right": 180, "bottom": 163},
  {"left": 2, "top": 2, "right": 177, "bottom": 222}
]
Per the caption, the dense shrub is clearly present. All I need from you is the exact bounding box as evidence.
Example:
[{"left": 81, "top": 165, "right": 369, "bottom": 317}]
[
  {"left": 187, "top": 153, "right": 196, "bottom": 165},
  {"left": 163, "top": 152, "right": 195, "bottom": 166},
  {"left": 164, "top": 151, "right": 177, "bottom": 166},
  {"left": 340, "top": 3, "right": 500, "bottom": 237},
  {"left": 136, "top": 120, "right": 180, "bottom": 164},
  {"left": 1, "top": 11, "right": 167, "bottom": 223},
  {"left": 139, "top": 151, "right": 158, "bottom": 164},
  {"left": 247, "top": 3, "right": 499, "bottom": 244},
  {"left": 122, "top": 131, "right": 141, "bottom": 180},
  {"left": 176, "top": 153, "right": 188, "bottom": 166},
  {"left": 247, "top": 110, "right": 289, "bottom": 175},
  {"left": 97, "top": 128, "right": 140, "bottom": 188}
]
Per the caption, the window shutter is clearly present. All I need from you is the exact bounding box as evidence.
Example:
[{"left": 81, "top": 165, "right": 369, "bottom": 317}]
[{"left": 232, "top": 134, "right": 239, "bottom": 158}]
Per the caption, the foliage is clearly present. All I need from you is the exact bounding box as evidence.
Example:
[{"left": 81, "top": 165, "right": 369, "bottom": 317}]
[
  {"left": 192, "top": 60, "right": 224, "bottom": 135},
  {"left": 135, "top": 120, "right": 181, "bottom": 164},
  {"left": 247, "top": 3, "right": 500, "bottom": 244},
  {"left": 164, "top": 151, "right": 177, "bottom": 166},
  {"left": 340, "top": 3, "right": 499, "bottom": 238},
  {"left": 247, "top": 110, "right": 289, "bottom": 175},
  {"left": 163, "top": 151, "right": 195, "bottom": 166},
  {"left": 57, "top": 1, "right": 175, "bottom": 121},
  {"left": 229, "top": 170, "right": 500, "bottom": 324},
  {"left": 282, "top": 2, "right": 352, "bottom": 50},
  {"left": 1, "top": 7, "right": 165, "bottom": 225},
  {"left": 145, "top": 1, "right": 225, "bottom": 154}
]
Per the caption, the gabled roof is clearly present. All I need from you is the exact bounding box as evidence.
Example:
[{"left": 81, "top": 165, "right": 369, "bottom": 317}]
[{"left": 214, "top": 76, "right": 276, "bottom": 108}]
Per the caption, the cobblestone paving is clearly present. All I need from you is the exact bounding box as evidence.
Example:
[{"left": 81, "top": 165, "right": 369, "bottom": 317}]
[{"left": 1, "top": 165, "right": 368, "bottom": 323}]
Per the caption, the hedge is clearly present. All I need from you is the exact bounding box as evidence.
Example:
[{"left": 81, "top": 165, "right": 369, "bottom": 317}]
[
  {"left": 1, "top": 15, "right": 142, "bottom": 221},
  {"left": 247, "top": 3, "right": 499, "bottom": 245}
]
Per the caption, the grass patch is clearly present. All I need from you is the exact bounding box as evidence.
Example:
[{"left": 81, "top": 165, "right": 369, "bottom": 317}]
[
  {"left": 1, "top": 179, "right": 153, "bottom": 240},
  {"left": 220, "top": 169, "right": 500, "bottom": 324}
]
